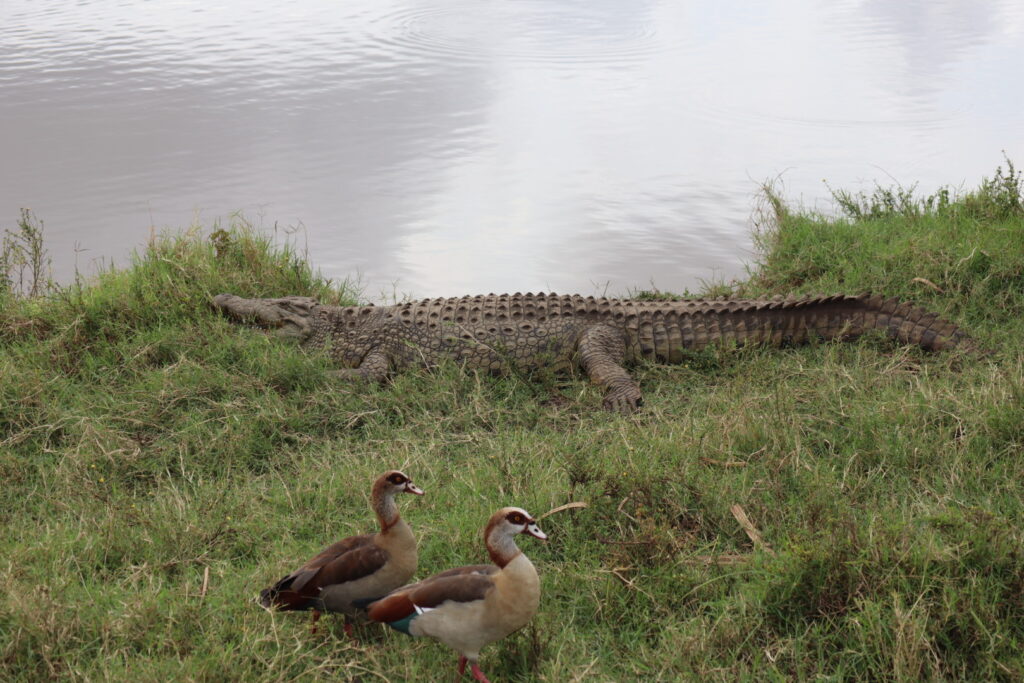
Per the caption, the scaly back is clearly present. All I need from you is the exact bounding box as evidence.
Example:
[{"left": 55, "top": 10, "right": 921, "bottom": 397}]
[{"left": 354, "top": 292, "right": 971, "bottom": 362}]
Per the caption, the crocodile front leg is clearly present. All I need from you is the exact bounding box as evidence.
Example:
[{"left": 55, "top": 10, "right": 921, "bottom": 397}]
[
  {"left": 327, "top": 349, "right": 391, "bottom": 383},
  {"left": 212, "top": 293, "right": 318, "bottom": 342},
  {"left": 577, "top": 324, "right": 643, "bottom": 414}
]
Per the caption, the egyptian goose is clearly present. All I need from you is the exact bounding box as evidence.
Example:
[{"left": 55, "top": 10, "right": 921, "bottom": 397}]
[
  {"left": 259, "top": 470, "right": 424, "bottom": 635},
  {"left": 368, "top": 507, "right": 546, "bottom": 683}
]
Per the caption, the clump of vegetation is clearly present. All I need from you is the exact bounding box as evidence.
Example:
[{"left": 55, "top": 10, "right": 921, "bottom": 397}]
[
  {"left": 1, "top": 209, "right": 52, "bottom": 300},
  {"left": 1, "top": 162, "right": 1023, "bottom": 680},
  {"left": 828, "top": 155, "right": 1022, "bottom": 222}
]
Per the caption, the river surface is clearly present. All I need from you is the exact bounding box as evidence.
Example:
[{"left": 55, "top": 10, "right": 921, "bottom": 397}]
[{"left": 2, "top": 0, "right": 1022, "bottom": 300}]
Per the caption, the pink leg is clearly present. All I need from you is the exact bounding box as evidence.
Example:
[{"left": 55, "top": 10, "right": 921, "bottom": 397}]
[
  {"left": 453, "top": 656, "right": 467, "bottom": 682},
  {"left": 343, "top": 621, "right": 354, "bottom": 638},
  {"left": 469, "top": 662, "right": 491, "bottom": 683},
  {"left": 309, "top": 609, "right": 322, "bottom": 635}
]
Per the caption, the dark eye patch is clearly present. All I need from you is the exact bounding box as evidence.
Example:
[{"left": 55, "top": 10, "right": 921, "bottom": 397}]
[
  {"left": 388, "top": 474, "right": 406, "bottom": 484},
  {"left": 507, "top": 512, "right": 524, "bottom": 524}
]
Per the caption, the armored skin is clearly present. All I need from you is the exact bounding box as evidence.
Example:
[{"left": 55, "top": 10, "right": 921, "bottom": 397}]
[{"left": 213, "top": 292, "right": 971, "bottom": 413}]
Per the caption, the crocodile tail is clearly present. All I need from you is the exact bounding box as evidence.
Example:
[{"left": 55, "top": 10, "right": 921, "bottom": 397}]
[
  {"left": 649, "top": 294, "right": 972, "bottom": 359},
  {"left": 737, "top": 294, "right": 971, "bottom": 352},
  {"left": 846, "top": 293, "right": 971, "bottom": 351}
]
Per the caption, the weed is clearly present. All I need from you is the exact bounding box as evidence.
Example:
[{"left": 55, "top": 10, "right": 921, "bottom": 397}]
[{"left": 1, "top": 209, "right": 52, "bottom": 299}]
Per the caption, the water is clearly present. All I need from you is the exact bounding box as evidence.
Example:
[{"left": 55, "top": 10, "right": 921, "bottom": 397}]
[{"left": 2, "top": 0, "right": 1022, "bottom": 300}]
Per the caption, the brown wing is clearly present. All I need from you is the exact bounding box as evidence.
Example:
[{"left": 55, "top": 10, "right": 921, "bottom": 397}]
[
  {"left": 410, "top": 574, "right": 494, "bottom": 608},
  {"left": 301, "top": 534, "right": 375, "bottom": 571},
  {"left": 427, "top": 564, "right": 498, "bottom": 580},
  {"left": 368, "top": 570, "right": 495, "bottom": 623},
  {"left": 370, "top": 564, "right": 496, "bottom": 601},
  {"left": 260, "top": 534, "right": 385, "bottom": 610},
  {"left": 383, "top": 564, "right": 497, "bottom": 595},
  {"left": 306, "top": 543, "right": 389, "bottom": 589}
]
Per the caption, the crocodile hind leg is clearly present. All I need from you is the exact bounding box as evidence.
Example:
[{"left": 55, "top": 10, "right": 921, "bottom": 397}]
[
  {"left": 577, "top": 324, "right": 643, "bottom": 414},
  {"left": 212, "top": 293, "right": 318, "bottom": 341}
]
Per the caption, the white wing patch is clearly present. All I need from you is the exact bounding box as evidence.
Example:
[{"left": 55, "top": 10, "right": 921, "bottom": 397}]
[{"left": 413, "top": 604, "right": 435, "bottom": 615}]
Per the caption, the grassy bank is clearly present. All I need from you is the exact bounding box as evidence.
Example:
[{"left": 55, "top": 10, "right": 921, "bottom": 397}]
[{"left": 2, "top": 164, "right": 1023, "bottom": 681}]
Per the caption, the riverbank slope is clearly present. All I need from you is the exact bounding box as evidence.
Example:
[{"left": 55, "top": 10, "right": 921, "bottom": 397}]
[{"left": 2, "top": 164, "right": 1022, "bottom": 680}]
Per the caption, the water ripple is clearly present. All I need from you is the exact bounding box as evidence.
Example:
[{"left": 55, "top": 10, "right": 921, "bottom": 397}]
[
  {"left": 1, "top": 0, "right": 1022, "bottom": 296},
  {"left": 363, "top": 1, "right": 664, "bottom": 69}
]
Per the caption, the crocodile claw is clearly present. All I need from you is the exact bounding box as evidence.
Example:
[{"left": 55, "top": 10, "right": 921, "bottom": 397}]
[{"left": 603, "top": 388, "right": 643, "bottom": 415}]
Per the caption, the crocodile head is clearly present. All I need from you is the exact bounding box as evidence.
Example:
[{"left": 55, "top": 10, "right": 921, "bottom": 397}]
[{"left": 213, "top": 294, "right": 315, "bottom": 343}]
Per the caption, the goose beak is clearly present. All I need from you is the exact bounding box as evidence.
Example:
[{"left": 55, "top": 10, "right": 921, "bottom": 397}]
[
  {"left": 524, "top": 521, "right": 547, "bottom": 540},
  {"left": 405, "top": 482, "right": 425, "bottom": 496}
]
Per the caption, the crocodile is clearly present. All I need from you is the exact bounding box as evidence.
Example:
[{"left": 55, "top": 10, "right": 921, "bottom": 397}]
[{"left": 212, "top": 292, "right": 972, "bottom": 413}]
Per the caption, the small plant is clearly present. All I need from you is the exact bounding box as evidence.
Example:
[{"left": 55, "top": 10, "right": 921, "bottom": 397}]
[
  {"left": 959, "top": 155, "right": 1023, "bottom": 220},
  {"left": 2, "top": 209, "right": 52, "bottom": 299}
]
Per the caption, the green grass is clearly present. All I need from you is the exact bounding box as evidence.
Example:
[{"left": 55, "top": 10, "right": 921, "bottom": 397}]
[{"left": 2, "top": 163, "right": 1023, "bottom": 681}]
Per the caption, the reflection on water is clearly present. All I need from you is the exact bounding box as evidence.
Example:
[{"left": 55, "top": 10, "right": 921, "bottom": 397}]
[{"left": 1, "top": 0, "right": 1022, "bottom": 299}]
